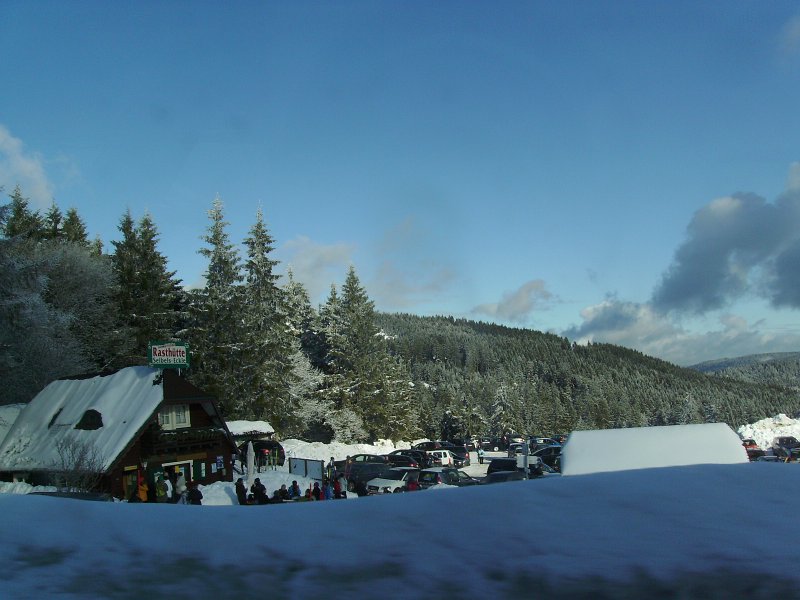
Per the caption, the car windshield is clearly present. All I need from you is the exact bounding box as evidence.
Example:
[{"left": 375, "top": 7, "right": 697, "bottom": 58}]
[{"left": 383, "top": 471, "right": 408, "bottom": 481}]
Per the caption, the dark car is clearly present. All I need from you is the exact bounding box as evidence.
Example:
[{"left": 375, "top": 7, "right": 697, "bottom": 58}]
[
  {"left": 449, "top": 438, "right": 476, "bottom": 451},
  {"left": 771, "top": 436, "right": 800, "bottom": 461},
  {"left": 334, "top": 454, "right": 392, "bottom": 489},
  {"left": 479, "top": 438, "right": 507, "bottom": 452},
  {"left": 237, "top": 440, "right": 286, "bottom": 468},
  {"left": 487, "top": 456, "right": 546, "bottom": 478},
  {"left": 531, "top": 445, "right": 562, "bottom": 471},
  {"left": 389, "top": 449, "right": 435, "bottom": 468},
  {"left": 482, "top": 471, "right": 527, "bottom": 485},
  {"left": 413, "top": 441, "right": 449, "bottom": 452},
  {"left": 385, "top": 453, "right": 420, "bottom": 468},
  {"left": 418, "top": 467, "right": 480, "bottom": 489},
  {"left": 446, "top": 445, "right": 471, "bottom": 467}
]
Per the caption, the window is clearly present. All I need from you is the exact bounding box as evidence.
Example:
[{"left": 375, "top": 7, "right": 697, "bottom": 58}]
[{"left": 158, "top": 404, "right": 190, "bottom": 430}]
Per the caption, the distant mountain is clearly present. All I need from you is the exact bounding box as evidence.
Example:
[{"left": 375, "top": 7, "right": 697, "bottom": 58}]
[
  {"left": 375, "top": 313, "right": 800, "bottom": 434},
  {"left": 689, "top": 352, "right": 800, "bottom": 391}
]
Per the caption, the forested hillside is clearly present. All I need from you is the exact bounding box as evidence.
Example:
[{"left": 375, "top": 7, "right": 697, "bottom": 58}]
[
  {"left": 376, "top": 314, "right": 800, "bottom": 437},
  {"left": 691, "top": 353, "right": 800, "bottom": 392},
  {"left": 3, "top": 185, "right": 798, "bottom": 445}
]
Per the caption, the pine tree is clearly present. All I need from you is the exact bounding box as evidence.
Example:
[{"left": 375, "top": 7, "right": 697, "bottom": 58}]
[
  {"left": 62, "top": 207, "right": 89, "bottom": 246},
  {"left": 240, "top": 207, "right": 295, "bottom": 426},
  {"left": 3, "top": 185, "right": 43, "bottom": 239},
  {"left": 188, "top": 196, "right": 244, "bottom": 416},
  {"left": 44, "top": 202, "right": 63, "bottom": 240}
]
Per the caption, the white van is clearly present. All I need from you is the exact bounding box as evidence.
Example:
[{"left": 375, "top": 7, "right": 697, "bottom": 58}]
[{"left": 427, "top": 449, "right": 455, "bottom": 467}]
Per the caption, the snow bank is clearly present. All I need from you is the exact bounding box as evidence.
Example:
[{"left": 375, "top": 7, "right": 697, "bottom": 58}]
[
  {"left": 226, "top": 419, "right": 274, "bottom": 436},
  {"left": 737, "top": 414, "right": 800, "bottom": 450},
  {"left": 561, "top": 423, "right": 748, "bottom": 476}
]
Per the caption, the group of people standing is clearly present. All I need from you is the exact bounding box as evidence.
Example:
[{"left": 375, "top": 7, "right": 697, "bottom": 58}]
[
  {"left": 129, "top": 469, "right": 202, "bottom": 505},
  {"left": 235, "top": 473, "right": 348, "bottom": 505}
]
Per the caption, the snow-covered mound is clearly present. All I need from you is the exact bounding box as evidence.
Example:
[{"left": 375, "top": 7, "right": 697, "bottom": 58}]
[{"left": 737, "top": 413, "right": 800, "bottom": 450}]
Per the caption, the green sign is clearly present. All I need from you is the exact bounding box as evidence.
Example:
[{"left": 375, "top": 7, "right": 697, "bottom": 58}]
[{"left": 148, "top": 341, "right": 190, "bottom": 369}]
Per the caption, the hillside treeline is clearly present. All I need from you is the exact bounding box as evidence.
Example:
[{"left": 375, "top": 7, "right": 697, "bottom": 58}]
[
  {"left": 375, "top": 313, "right": 800, "bottom": 435},
  {"left": 3, "top": 185, "right": 798, "bottom": 443}
]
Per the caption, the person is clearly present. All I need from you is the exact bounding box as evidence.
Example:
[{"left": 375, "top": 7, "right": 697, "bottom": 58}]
[
  {"left": 333, "top": 476, "right": 342, "bottom": 499},
  {"left": 175, "top": 472, "right": 187, "bottom": 503},
  {"left": 477, "top": 447, "right": 485, "bottom": 465},
  {"left": 311, "top": 481, "right": 321, "bottom": 501},
  {"left": 299, "top": 489, "right": 314, "bottom": 502},
  {"left": 355, "top": 480, "right": 368, "bottom": 497},
  {"left": 163, "top": 471, "right": 174, "bottom": 502},
  {"left": 288, "top": 480, "right": 301, "bottom": 499},
  {"left": 251, "top": 477, "right": 268, "bottom": 504},
  {"left": 235, "top": 478, "right": 248, "bottom": 505},
  {"left": 337, "top": 473, "right": 348, "bottom": 499},
  {"left": 406, "top": 477, "right": 421, "bottom": 492},
  {"left": 137, "top": 476, "right": 149, "bottom": 502},
  {"left": 326, "top": 456, "right": 336, "bottom": 481},
  {"left": 187, "top": 482, "right": 203, "bottom": 505},
  {"left": 155, "top": 474, "right": 169, "bottom": 503},
  {"left": 278, "top": 484, "right": 290, "bottom": 501},
  {"left": 344, "top": 455, "right": 352, "bottom": 480}
]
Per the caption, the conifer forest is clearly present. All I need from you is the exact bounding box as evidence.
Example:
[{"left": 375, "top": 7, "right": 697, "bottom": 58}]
[{"left": 2, "top": 185, "right": 799, "bottom": 442}]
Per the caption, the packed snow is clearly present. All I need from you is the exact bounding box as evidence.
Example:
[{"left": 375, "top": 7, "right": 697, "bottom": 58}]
[{"left": 2, "top": 417, "right": 800, "bottom": 597}]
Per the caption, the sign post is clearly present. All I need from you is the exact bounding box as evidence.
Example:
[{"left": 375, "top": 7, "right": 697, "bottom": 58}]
[{"left": 148, "top": 341, "right": 190, "bottom": 370}]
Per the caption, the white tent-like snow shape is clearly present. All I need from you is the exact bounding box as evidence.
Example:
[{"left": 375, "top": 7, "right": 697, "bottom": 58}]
[
  {"left": 0, "top": 367, "right": 164, "bottom": 473},
  {"left": 560, "top": 423, "right": 749, "bottom": 476}
]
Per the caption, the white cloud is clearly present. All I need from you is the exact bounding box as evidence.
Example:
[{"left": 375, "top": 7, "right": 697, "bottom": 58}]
[
  {"left": 472, "top": 279, "right": 556, "bottom": 323},
  {"left": 0, "top": 124, "right": 54, "bottom": 209},
  {"left": 779, "top": 14, "right": 800, "bottom": 57},
  {"left": 563, "top": 297, "right": 800, "bottom": 366},
  {"left": 280, "top": 235, "right": 354, "bottom": 303}
]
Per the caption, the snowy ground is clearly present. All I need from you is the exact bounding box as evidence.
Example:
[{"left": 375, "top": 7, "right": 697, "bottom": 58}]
[{"left": 2, "top": 419, "right": 800, "bottom": 598}]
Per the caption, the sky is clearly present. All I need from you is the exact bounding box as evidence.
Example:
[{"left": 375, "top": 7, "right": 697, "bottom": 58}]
[
  {"left": 2, "top": 417, "right": 800, "bottom": 596},
  {"left": 2, "top": 2, "right": 800, "bottom": 366}
]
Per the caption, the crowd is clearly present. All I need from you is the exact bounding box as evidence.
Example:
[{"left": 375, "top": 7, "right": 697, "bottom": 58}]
[{"left": 234, "top": 471, "right": 349, "bottom": 505}]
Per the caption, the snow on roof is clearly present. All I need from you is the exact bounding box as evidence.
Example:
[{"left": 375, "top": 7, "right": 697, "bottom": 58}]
[
  {"left": 0, "top": 367, "right": 164, "bottom": 473},
  {"left": 561, "top": 423, "right": 748, "bottom": 476},
  {"left": 226, "top": 420, "right": 274, "bottom": 437},
  {"left": 0, "top": 403, "right": 26, "bottom": 445}
]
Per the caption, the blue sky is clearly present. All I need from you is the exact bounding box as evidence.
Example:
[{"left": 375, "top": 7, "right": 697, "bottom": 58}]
[{"left": 2, "top": 1, "right": 800, "bottom": 366}]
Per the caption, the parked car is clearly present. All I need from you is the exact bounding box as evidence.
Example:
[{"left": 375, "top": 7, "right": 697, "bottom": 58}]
[
  {"left": 482, "top": 471, "right": 527, "bottom": 485},
  {"left": 427, "top": 449, "right": 457, "bottom": 467},
  {"left": 529, "top": 437, "right": 559, "bottom": 452},
  {"left": 486, "top": 456, "right": 546, "bottom": 478},
  {"left": 448, "top": 438, "right": 476, "bottom": 451},
  {"left": 418, "top": 467, "right": 481, "bottom": 489},
  {"left": 237, "top": 440, "right": 286, "bottom": 468},
  {"left": 771, "top": 436, "right": 800, "bottom": 461},
  {"left": 385, "top": 453, "right": 420, "bottom": 469},
  {"left": 531, "top": 445, "right": 562, "bottom": 471},
  {"left": 446, "top": 445, "right": 471, "bottom": 467},
  {"left": 741, "top": 439, "right": 765, "bottom": 461},
  {"left": 479, "top": 437, "right": 507, "bottom": 452},
  {"left": 507, "top": 443, "right": 528, "bottom": 456},
  {"left": 550, "top": 434, "right": 569, "bottom": 445},
  {"left": 413, "top": 441, "right": 448, "bottom": 452},
  {"left": 334, "top": 454, "right": 392, "bottom": 489},
  {"left": 390, "top": 449, "right": 436, "bottom": 468},
  {"left": 366, "top": 467, "right": 420, "bottom": 494}
]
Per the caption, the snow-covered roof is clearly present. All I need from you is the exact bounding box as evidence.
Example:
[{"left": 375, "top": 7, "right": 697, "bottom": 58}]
[
  {"left": 226, "top": 420, "right": 274, "bottom": 437},
  {"left": 0, "top": 367, "right": 164, "bottom": 473},
  {"left": 0, "top": 403, "right": 26, "bottom": 445},
  {"left": 561, "top": 423, "right": 748, "bottom": 476}
]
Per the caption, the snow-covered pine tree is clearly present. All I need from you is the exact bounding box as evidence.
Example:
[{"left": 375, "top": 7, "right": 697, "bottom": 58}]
[
  {"left": 319, "top": 266, "right": 417, "bottom": 442},
  {"left": 240, "top": 207, "right": 295, "bottom": 426},
  {"left": 187, "top": 196, "right": 245, "bottom": 416}
]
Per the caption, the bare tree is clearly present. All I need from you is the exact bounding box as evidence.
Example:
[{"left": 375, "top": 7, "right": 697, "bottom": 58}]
[{"left": 50, "top": 436, "right": 105, "bottom": 492}]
